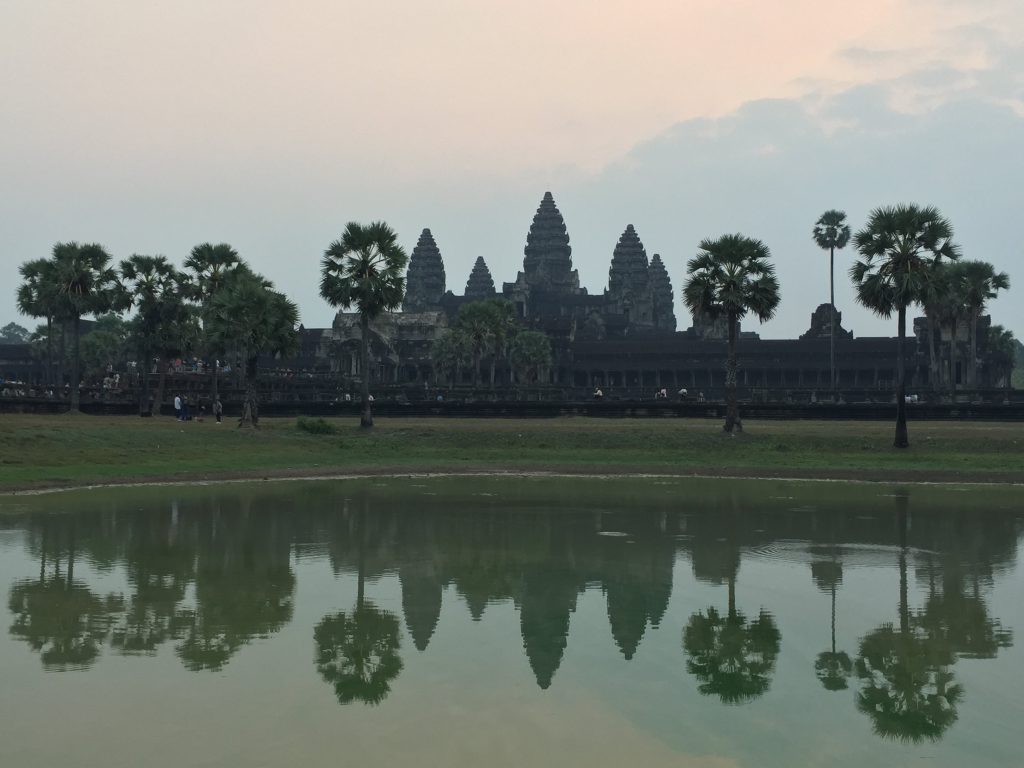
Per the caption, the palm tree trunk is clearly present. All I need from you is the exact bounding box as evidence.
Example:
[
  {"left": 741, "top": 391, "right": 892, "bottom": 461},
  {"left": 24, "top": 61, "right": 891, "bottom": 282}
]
[
  {"left": 239, "top": 355, "right": 259, "bottom": 428},
  {"left": 829, "top": 245, "right": 836, "bottom": 395},
  {"left": 830, "top": 584, "right": 837, "bottom": 654},
  {"left": 360, "top": 313, "right": 373, "bottom": 429},
  {"left": 949, "top": 318, "right": 958, "bottom": 397},
  {"left": 724, "top": 311, "right": 741, "bottom": 433},
  {"left": 45, "top": 316, "right": 54, "bottom": 387},
  {"left": 927, "top": 314, "right": 940, "bottom": 393},
  {"left": 57, "top": 321, "right": 66, "bottom": 392},
  {"left": 728, "top": 573, "right": 737, "bottom": 619},
  {"left": 69, "top": 315, "right": 82, "bottom": 413},
  {"left": 154, "top": 356, "right": 167, "bottom": 416},
  {"left": 969, "top": 313, "right": 979, "bottom": 389},
  {"left": 139, "top": 344, "right": 152, "bottom": 416},
  {"left": 894, "top": 305, "right": 909, "bottom": 448}
]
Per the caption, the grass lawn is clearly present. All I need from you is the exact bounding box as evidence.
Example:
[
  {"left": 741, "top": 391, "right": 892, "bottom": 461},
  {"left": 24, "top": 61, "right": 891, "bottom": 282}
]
[{"left": 1, "top": 413, "right": 1022, "bottom": 491}]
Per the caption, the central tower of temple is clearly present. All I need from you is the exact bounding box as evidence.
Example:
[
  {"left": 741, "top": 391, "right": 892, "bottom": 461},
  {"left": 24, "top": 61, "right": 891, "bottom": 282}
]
[{"left": 520, "top": 191, "right": 580, "bottom": 293}]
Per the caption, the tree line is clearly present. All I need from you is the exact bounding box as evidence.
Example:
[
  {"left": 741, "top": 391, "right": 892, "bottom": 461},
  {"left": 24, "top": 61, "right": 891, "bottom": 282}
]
[{"left": 13, "top": 204, "right": 1013, "bottom": 443}]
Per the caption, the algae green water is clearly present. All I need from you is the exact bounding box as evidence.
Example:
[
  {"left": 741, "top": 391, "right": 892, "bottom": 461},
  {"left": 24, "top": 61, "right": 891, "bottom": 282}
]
[{"left": 1, "top": 477, "right": 1022, "bottom": 768}]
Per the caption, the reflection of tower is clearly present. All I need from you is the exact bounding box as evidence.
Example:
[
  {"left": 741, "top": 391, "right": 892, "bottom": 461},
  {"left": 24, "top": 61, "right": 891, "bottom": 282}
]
[
  {"left": 518, "top": 566, "right": 580, "bottom": 690},
  {"left": 400, "top": 560, "right": 443, "bottom": 652}
]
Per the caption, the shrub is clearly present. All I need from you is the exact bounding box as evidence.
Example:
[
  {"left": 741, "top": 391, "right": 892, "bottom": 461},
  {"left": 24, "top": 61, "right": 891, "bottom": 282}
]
[{"left": 296, "top": 417, "right": 337, "bottom": 435}]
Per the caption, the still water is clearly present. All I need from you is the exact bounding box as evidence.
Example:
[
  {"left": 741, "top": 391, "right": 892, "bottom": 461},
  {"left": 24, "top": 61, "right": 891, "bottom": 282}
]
[{"left": 0, "top": 477, "right": 1022, "bottom": 768}]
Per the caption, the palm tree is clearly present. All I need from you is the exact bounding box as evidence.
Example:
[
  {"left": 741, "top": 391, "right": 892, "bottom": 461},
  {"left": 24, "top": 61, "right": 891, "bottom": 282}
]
[
  {"left": 851, "top": 205, "right": 960, "bottom": 448},
  {"left": 455, "top": 300, "right": 498, "bottom": 388},
  {"left": 184, "top": 243, "right": 241, "bottom": 400},
  {"left": 986, "top": 325, "right": 1016, "bottom": 388},
  {"left": 208, "top": 270, "right": 299, "bottom": 428},
  {"left": 119, "top": 255, "right": 190, "bottom": 415},
  {"left": 683, "top": 234, "right": 780, "bottom": 433},
  {"left": 812, "top": 210, "right": 851, "bottom": 394},
  {"left": 49, "top": 242, "right": 126, "bottom": 412},
  {"left": 957, "top": 261, "right": 1009, "bottom": 388},
  {"left": 919, "top": 263, "right": 955, "bottom": 393},
  {"left": 431, "top": 328, "right": 472, "bottom": 387},
  {"left": 320, "top": 222, "right": 408, "bottom": 428},
  {"left": 16, "top": 258, "right": 61, "bottom": 386}
]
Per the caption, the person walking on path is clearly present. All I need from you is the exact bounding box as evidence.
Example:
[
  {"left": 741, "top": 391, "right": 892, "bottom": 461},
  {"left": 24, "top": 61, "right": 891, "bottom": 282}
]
[
  {"left": 174, "top": 394, "right": 182, "bottom": 420},
  {"left": 213, "top": 397, "right": 223, "bottom": 424}
]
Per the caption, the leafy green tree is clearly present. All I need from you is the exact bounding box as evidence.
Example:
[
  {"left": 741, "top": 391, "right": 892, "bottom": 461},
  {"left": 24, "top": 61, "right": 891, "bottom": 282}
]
[
  {"left": 987, "top": 325, "right": 1016, "bottom": 388},
  {"left": 0, "top": 322, "right": 30, "bottom": 343},
  {"left": 16, "top": 258, "right": 62, "bottom": 385},
  {"left": 208, "top": 270, "right": 299, "bottom": 428},
  {"left": 510, "top": 330, "right": 552, "bottom": 386},
  {"left": 49, "top": 242, "right": 127, "bottom": 412},
  {"left": 956, "top": 260, "right": 1009, "bottom": 387},
  {"left": 683, "top": 234, "right": 780, "bottom": 433},
  {"left": 812, "top": 210, "right": 851, "bottom": 393},
  {"left": 119, "top": 254, "right": 193, "bottom": 414},
  {"left": 851, "top": 205, "right": 960, "bottom": 447},
  {"left": 79, "top": 314, "right": 130, "bottom": 381},
  {"left": 321, "top": 222, "right": 408, "bottom": 428},
  {"left": 482, "top": 298, "right": 518, "bottom": 387},
  {"left": 431, "top": 328, "right": 472, "bottom": 386}
]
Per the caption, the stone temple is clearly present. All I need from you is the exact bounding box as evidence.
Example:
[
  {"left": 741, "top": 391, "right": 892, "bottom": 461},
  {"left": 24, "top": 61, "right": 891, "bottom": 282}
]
[{"left": 313, "top": 192, "right": 1007, "bottom": 397}]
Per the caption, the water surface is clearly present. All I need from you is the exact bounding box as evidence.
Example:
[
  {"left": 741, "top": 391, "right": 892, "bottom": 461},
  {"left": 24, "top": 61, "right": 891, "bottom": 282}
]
[{"left": 1, "top": 477, "right": 1022, "bottom": 768}]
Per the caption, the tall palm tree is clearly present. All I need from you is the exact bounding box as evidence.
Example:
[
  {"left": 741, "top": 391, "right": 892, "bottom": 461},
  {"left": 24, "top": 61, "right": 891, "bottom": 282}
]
[
  {"left": 208, "top": 270, "right": 299, "bottom": 428},
  {"left": 184, "top": 243, "right": 241, "bottom": 400},
  {"left": 683, "top": 234, "right": 780, "bottom": 433},
  {"left": 851, "top": 205, "right": 960, "bottom": 448},
  {"left": 812, "top": 210, "right": 851, "bottom": 394},
  {"left": 919, "top": 263, "right": 954, "bottom": 393},
  {"left": 119, "top": 255, "right": 190, "bottom": 415},
  {"left": 16, "top": 258, "right": 61, "bottom": 386},
  {"left": 49, "top": 242, "right": 126, "bottom": 412},
  {"left": 320, "top": 222, "right": 408, "bottom": 428},
  {"left": 456, "top": 300, "right": 498, "bottom": 388},
  {"left": 956, "top": 261, "right": 1009, "bottom": 388}
]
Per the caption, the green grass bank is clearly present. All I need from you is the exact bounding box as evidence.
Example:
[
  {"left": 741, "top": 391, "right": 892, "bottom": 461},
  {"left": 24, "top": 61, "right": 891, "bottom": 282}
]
[{"left": 2, "top": 413, "right": 1022, "bottom": 492}]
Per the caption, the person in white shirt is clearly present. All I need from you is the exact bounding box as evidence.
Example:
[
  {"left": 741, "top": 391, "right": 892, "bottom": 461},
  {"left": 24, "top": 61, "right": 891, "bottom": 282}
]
[{"left": 174, "top": 395, "right": 182, "bottom": 420}]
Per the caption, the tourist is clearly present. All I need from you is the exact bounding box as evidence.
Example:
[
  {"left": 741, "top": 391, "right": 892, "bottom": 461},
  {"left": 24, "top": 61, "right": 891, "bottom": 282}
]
[
  {"left": 593, "top": 387, "right": 604, "bottom": 401},
  {"left": 213, "top": 397, "right": 223, "bottom": 424},
  {"left": 174, "top": 394, "right": 182, "bottom": 420},
  {"left": 678, "top": 388, "right": 688, "bottom": 401}
]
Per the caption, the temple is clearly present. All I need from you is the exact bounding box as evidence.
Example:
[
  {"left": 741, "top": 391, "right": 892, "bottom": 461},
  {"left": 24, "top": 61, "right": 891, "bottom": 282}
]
[{"left": 309, "top": 191, "right": 1007, "bottom": 398}]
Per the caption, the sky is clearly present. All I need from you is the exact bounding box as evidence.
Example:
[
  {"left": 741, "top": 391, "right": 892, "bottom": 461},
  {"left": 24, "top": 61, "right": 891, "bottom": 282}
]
[{"left": 2, "top": 0, "right": 1022, "bottom": 339}]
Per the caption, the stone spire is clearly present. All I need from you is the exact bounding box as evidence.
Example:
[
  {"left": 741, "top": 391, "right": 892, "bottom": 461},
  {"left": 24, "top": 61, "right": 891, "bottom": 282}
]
[
  {"left": 404, "top": 228, "right": 446, "bottom": 312},
  {"left": 648, "top": 254, "right": 676, "bottom": 332},
  {"left": 464, "top": 256, "right": 496, "bottom": 300},
  {"left": 522, "top": 191, "right": 579, "bottom": 292},
  {"left": 607, "top": 225, "right": 654, "bottom": 327}
]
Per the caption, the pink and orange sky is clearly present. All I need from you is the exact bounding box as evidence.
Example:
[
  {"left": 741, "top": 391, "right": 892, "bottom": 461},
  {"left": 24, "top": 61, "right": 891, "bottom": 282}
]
[{"left": 3, "top": 0, "right": 1022, "bottom": 337}]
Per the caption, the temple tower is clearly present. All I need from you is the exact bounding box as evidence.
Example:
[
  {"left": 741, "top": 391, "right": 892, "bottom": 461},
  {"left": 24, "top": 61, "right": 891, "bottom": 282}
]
[
  {"left": 521, "top": 192, "right": 580, "bottom": 293},
  {"left": 464, "top": 256, "right": 496, "bottom": 300},
  {"left": 648, "top": 254, "right": 676, "bottom": 332},
  {"left": 606, "top": 225, "right": 654, "bottom": 328},
  {"left": 404, "top": 228, "right": 446, "bottom": 312}
]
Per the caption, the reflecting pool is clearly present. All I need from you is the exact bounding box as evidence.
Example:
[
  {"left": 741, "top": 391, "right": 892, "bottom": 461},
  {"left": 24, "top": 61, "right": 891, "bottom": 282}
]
[{"left": 1, "top": 477, "right": 1022, "bottom": 767}]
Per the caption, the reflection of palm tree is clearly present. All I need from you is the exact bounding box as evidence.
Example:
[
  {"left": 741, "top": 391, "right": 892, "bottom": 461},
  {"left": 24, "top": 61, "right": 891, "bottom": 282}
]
[
  {"left": 314, "top": 603, "right": 403, "bottom": 705},
  {"left": 811, "top": 558, "right": 852, "bottom": 691},
  {"left": 855, "top": 532, "right": 962, "bottom": 743},
  {"left": 315, "top": 505, "right": 403, "bottom": 705},
  {"left": 683, "top": 573, "right": 780, "bottom": 704},
  {"left": 7, "top": 526, "right": 122, "bottom": 670}
]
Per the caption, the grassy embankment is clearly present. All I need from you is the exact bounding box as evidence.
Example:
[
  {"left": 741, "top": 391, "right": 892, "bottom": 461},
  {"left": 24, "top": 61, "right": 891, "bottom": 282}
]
[{"left": 1, "top": 413, "right": 1022, "bottom": 492}]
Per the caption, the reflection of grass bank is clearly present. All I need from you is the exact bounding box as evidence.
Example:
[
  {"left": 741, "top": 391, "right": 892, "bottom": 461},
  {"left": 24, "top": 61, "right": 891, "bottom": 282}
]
[{"left": 1, "top": 414, "right": 1023, "bottom": 491}]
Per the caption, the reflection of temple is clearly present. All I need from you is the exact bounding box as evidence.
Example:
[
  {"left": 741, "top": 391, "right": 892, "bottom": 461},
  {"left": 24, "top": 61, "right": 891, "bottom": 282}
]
[
  {"left": 306, "top": 192, "right": 1006, "bottom": 395},
  {"left": 4, "top": 481, "right": 1019, "bottom": 739}
]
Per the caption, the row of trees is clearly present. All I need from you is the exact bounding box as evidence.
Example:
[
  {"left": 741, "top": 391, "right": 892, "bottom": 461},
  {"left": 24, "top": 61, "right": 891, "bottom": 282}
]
[
  {"left": 691, "top": 204, "right": 1011, "bottom": 447},
  {"left": 17, "top": 242, "right": 298, "bottom": 423}
]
